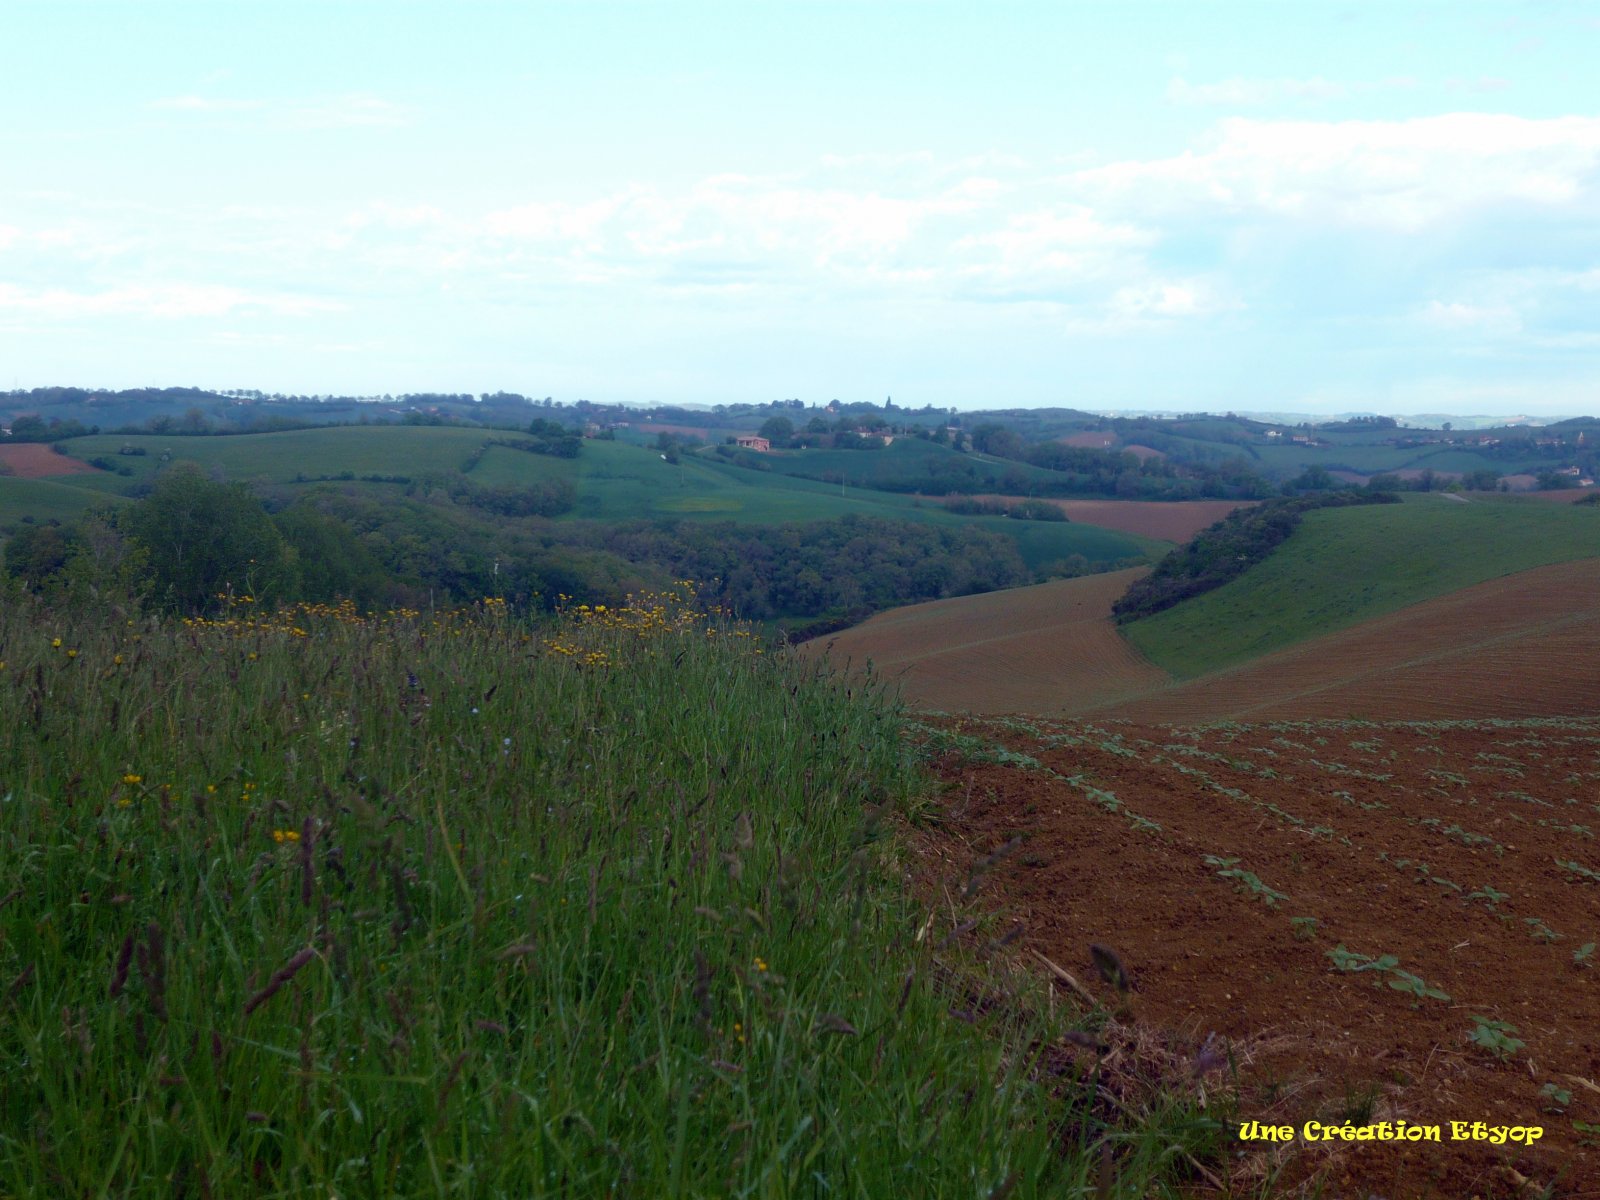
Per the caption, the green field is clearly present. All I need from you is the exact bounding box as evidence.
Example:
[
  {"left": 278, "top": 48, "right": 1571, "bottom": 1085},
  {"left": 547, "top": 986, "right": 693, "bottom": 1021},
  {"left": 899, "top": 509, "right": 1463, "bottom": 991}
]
[
  {"left": 757, "top": 438, "right": 1072, "bottom": 492},
  {"left": 42, "top": 433, "right": 1158, "bottom": 566},
  {"left": 1125, "top": 493, "right": 1600, "bottom": 678},
  {"left": 0, "top": 476, "right": 128, "bottom": 524},
  {"left": 63, "top": 426, "right": 494, "bottom": 486}
]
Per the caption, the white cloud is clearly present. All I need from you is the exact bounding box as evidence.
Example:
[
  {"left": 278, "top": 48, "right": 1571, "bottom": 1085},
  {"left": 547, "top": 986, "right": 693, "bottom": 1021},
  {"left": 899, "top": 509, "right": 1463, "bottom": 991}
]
[
  {"left": 0, "top": 283, "right": 342, "bottom": 319},
  {"left": 1076, "top": 113, "right": 1600, "bottom": 229},
  {"left": 288, "top": 95, "right": 407, "bottom": 129},
  {"left": 149, "top": 92, "right": 407, "bottom": 128},
  {"left": 1110, "top": 279, "right": 1235, "bottom": 319},
  {"left": 1417, "top": 299, "right": 1523, "bottom": 335},
  {"left": 149, "top": 95, "right": 263, "bottom": 112},
  {"left": 1167, "top": 76, "right": 1350, "bottom": 106},
  {"left": 1445, "top": 76, "right": 1512, "bottom": 94}
]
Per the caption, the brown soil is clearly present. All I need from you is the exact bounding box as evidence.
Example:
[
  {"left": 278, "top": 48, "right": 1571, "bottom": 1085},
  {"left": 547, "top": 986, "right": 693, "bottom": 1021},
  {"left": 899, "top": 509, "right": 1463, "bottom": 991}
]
[
  {"left": 951, "top": 496, "right": 1252, "bottom": 543},
  {"left": 798, "top": 569, "right": 1168, "bottom": 714},
  {"left": 914, "top": 713, "right": 1600, "bottom": 1198},
  {"left": 1123, "top": 443, "right": 1167, "bottom": 461},
  {"left": 1523, "top": 489, "right": 1596, "bottom": 504},
  {"left": 0, "top": 443, "right": 104, "bottom": 478},
  {"left": 1058, "top": 430, "right": 1119, "bottom": 449},
  {"left": 1091, "top": 559, "right": 1600, "bottom": 724}
]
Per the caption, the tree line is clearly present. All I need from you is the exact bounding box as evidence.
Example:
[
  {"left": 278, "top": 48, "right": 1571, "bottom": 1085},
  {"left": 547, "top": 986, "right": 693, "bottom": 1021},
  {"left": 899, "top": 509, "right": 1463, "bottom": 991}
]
[{"left": 1111, "top": 491, "right": 1400, "bottom": 624}]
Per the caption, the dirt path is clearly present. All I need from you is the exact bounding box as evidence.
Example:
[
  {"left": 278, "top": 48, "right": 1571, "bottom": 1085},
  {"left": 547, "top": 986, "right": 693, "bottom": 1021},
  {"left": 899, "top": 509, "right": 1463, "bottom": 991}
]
[{"left": 914, "top": 714, "right": 1600, "bottom": 1198}]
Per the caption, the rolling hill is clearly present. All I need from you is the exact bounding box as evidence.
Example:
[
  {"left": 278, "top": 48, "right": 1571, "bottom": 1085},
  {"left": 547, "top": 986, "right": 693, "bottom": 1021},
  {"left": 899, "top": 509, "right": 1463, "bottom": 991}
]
[
  {"left": 1122, "top": 493, "right": 1600, "bottom": 679},
  {"left": 809, "top": 493, "right": 1600, "bottom": 722},
  {"left": 1093, "top": 556, "right": 1600, "bottom": 722},
  {"left": 795, "top": 569, "right": 1167, "bottom": 714}
]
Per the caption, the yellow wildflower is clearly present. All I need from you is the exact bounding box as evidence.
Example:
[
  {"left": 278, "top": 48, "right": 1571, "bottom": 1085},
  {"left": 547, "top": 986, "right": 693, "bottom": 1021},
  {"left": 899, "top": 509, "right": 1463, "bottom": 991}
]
[{"left": 122, "top": 774, "right": 142, "bottom": 785}]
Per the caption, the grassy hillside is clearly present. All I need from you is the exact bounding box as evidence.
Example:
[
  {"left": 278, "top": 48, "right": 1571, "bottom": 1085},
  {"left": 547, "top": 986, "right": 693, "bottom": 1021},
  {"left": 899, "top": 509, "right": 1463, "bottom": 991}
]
[
  {"left": 0, "top": 476, "right": 128, "bottom": 524},
  {"left": 1124, "top": 493, "right": 1600, "bottom": 678},
  {"left": 756, "top": 438, "right": 1071, "bottom": 492},
  {"left": 35, "top": 431, "right": 1160, "bottom": 575},
  {"left": 63, "top": 426, "right": 494, "bottom": 484},
  {"left": 0, "top": 589, "right": 1213, "bottom": 1197}
]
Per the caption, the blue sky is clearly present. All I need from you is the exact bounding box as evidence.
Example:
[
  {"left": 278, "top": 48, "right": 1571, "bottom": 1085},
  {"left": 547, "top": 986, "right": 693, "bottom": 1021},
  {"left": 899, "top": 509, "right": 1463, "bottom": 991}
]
[{"left": 2, "top": 1, "right": 1598, "bottom": 414}]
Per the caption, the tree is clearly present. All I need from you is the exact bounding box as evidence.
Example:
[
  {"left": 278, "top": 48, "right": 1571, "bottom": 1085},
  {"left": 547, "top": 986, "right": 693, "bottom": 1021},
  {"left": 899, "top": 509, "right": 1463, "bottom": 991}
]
[
  {"left": 274, "top": 503, "right": 389, "bottom": 606},
  {"left": 120, "top": 463, "right": 294, "bottom": 612},
  {"left": 758, "top": 415, "right": 794, "bottom": 445},
  {"left": 2, "top": 523, "right": 79, "bottom": 590}
]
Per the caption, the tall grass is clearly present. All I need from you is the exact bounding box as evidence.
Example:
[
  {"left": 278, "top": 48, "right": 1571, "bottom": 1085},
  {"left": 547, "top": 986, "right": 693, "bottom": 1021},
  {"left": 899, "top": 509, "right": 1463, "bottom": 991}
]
[{"left": 0, "top": 586, "right": 1193, "bottom": 1197}]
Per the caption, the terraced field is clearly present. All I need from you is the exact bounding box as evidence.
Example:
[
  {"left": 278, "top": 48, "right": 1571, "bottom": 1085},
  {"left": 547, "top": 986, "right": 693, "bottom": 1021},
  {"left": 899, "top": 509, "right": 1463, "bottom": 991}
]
[
  {"left": 913, "top": 714, "right": 1600, "bottom": 1198},
  {"left": 798, "top": 569, "right": 1167, "bottom": 714}
]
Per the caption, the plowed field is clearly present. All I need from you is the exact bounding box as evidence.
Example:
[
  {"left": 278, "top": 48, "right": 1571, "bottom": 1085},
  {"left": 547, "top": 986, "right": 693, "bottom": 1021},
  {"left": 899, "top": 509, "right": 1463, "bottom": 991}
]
[
  {"left": 950, "top": 496, "right": 1251, "bottom": 543},
  {"left": 1094, "top": 558, "right": 1600, "bottom": 724},
  {"left": 798, "top": 569, "right": 1167, "bottom": 714},
  {"left": 914, "top": 714, "right": 1600, "bottom": 1198},
  {"left": 0, "top": 443, "right": 103, "bottom": 478}
]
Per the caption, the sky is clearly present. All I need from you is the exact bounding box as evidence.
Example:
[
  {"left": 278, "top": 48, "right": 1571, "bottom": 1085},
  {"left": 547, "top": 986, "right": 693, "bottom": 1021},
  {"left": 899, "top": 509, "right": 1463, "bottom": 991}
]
[{"left": 2, "top": 1, "right": 1598, "bottom": 416}]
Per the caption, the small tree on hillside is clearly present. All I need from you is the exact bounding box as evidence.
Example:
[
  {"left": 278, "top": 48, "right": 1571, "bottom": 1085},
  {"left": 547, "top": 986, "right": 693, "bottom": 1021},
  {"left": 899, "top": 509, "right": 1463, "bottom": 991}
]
[{"left": 121, "top": 463, "right": 295, "bottom": 612}]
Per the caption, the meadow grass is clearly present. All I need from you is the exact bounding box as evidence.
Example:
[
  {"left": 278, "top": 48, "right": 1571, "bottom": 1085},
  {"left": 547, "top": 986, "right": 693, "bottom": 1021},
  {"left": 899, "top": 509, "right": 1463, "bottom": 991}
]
[
  {"left": 62, "top": 427, "right": 496, "bottom": 487},
  {"left": 0, "top": 477, "right": 128, "bottom": 525},
  {"left": 1125, "top": 494, "right": 1600, "bottom": 679},
  {"left": 0, "top": 587, "right": 1220, "bottom": 1197}
]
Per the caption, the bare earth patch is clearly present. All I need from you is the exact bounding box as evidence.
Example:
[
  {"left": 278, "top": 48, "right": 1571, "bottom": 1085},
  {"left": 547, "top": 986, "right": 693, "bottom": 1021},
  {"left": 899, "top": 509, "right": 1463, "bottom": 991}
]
[
  {"left": 915, "top": 714, "right": 1600, "bottom": 1198},
  {"left": 0, "top": 443, "right": 104, "bottom": 478},
  {"left": 949, "top": 496, "right": 1253, "bottom": 543},
  {"left": 1057, "top": 431, "right": 1119, "bottom": 449},
  {"left": 798, "top": 569, "right": 1167, "bottom": 714}
]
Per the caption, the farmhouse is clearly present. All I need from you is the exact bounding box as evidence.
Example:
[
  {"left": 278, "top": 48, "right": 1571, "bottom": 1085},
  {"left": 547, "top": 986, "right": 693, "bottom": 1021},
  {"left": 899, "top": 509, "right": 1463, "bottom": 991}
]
[{"left": 735, "top": 435, "right": 771, "bottom": 452}]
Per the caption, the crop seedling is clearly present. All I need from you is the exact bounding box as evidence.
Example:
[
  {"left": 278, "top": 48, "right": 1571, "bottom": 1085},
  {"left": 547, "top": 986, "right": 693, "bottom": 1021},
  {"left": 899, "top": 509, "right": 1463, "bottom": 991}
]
[
  {"left": 1468, "top": 1017, "right": 1525, "bottom": 1060},
  {"left": 1466, "top": 884, "right": 1508, "bottom": 908},
  {"left": 1557, "top": 858, "right": 1600, "bottom": 883},
  {"left": 1574, "top": 942, "right": 1595, "bottom": 968},
  {"left": 1540, "top": 1083, "right": 1572, "bottom": 1112},
  {"left": 1524, "top": 917, "right": 1562, "bottom": 943},
  {"left": 1290, "top": 916, "right": 1319, "bottom": 942},
  {"left": 1203, "top": 855, "right": 1288, "bottom": 908},
  {"left": 1325, "top": 946, "right": 1451, "bottom": 1004},
  {"left": 1326, "top": 945, "right": 1399, "bottom": 973},
  {"left": 1386, "top": 970, "right": 1450, "bottom": 1003}
]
